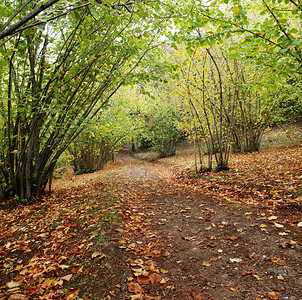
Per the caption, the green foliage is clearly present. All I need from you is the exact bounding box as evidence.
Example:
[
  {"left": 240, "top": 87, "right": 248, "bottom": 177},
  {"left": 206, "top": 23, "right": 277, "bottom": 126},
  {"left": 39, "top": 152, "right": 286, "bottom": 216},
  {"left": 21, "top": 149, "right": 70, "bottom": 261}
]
[
  {"left": 142, "top": 107, "right": 184, "bottom": 158},
  {"left": 0, "top": 0, "right": 175, "bottom": 201},
  {"left": 68, "top": 88, "right": 144, "bottom": 173}
]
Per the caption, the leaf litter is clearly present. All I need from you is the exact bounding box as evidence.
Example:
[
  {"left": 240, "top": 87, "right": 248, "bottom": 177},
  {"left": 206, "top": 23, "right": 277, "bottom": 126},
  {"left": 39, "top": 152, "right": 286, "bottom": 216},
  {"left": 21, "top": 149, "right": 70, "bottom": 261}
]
[{"left": 0, "top": 149, "right": 301, "bottom": 299}]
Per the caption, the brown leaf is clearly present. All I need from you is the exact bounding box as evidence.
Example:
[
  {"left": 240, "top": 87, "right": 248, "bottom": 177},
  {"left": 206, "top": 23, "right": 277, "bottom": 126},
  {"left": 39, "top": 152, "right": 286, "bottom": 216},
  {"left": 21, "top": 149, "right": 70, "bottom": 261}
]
[
  {"left": 270, "top": 257, "right": 286, "bottom": 265},
  {"left": 191, "top": 291, "right": 204, "bottom": 300},
  {"left": 149, "top": 273, "right": 161, "bottom": 284},
  {"left": 202, "top": 261, "right": 211, "bottom": 267},
  {"left": 61, "top": 274, "right": 73, "bottom": 281},
  {"left": 152, "top": 249, "right": 161, "bottom": 257},
  {"left": 128, "top": 282, "right": 143, "bottom": 293},
  {"left": 129, "top": 295, "right": 143, "bottom": 300},
  {"left": 41, "top": 278, "right": 56, "bottom": 289},
  {"left": 66, "top": 288, "right": 80, "bottom": 300},
  {"left": 137, "top": 275, "right": 150, "bottom": 285}
]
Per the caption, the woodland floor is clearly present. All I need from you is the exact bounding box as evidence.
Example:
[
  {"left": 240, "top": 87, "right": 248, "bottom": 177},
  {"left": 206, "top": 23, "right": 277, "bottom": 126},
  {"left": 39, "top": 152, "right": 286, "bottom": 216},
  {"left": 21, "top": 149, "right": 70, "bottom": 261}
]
[{"left": 0, "top": 144, "right": 302, "bottom": 300}]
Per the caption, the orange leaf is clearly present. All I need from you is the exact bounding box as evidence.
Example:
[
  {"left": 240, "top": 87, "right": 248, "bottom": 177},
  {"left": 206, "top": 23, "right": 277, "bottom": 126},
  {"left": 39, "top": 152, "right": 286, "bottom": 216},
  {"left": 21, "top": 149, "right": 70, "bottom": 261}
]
[
  {"left": 160, "top": 268, "right": 168, "bottom": 274},
  {"left": 202, "top": 261, "right": 211, "bottom": 267},
  {"left": 136, "top": 275, "right": 150, "bottom": 285}
]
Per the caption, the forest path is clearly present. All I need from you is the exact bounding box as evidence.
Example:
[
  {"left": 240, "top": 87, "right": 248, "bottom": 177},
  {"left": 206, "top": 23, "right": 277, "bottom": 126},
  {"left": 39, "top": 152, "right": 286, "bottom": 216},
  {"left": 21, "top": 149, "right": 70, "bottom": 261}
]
[{"left": 106, "top": 153, "right": 302, "bottom": 300}]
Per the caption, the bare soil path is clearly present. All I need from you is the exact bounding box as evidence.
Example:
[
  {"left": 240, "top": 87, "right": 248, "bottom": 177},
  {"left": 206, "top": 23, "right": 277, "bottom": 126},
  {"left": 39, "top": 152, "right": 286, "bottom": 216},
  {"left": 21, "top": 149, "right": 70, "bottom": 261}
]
[{"left": 105, "top": 153, "right": 302, "bottom": 300}]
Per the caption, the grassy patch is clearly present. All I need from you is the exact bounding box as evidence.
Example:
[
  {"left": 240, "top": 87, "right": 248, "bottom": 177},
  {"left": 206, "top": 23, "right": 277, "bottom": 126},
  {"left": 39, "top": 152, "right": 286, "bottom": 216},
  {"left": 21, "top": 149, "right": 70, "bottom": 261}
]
[{"left": 132, "top": 151, "right": 160, "bottom": 162}]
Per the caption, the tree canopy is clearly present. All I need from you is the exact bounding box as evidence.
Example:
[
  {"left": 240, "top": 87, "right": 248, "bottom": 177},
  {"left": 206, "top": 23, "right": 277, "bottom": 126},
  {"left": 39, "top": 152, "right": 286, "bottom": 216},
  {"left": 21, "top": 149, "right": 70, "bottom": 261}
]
[{"left": 0, "top": 0, "right": 301, "bottom": 201}]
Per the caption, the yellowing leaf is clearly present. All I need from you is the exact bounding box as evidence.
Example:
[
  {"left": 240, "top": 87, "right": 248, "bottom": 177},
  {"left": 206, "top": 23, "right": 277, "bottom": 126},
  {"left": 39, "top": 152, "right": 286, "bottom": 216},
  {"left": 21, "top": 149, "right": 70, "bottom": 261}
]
[
  {"left": 230, "top": 286, "right": 239, "bottom": 292},
  {"left": 268, "top": 291, "right": 278, "bottom": 299},
  {"left": 41, "top": 278, "right": 55, "bottom": 289},
  {"left": 232, "top": 6, "right": 240, "bottom": 14},
  {"left": 160, "top": 268, "right": 168, "bottom": 274},
  {"left": 252, "top": 274, "right": 262, "bottom": 280},
  {"left": 259, "top": 224, "right": 267, "bottom": 228}
]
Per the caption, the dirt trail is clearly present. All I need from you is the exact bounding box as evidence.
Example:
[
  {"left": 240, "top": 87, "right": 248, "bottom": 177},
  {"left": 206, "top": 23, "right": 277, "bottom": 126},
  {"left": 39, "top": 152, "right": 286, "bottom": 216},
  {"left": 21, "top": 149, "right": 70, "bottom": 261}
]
[{"left": 106, "top": 154, "right": 302, "bottom": 300}]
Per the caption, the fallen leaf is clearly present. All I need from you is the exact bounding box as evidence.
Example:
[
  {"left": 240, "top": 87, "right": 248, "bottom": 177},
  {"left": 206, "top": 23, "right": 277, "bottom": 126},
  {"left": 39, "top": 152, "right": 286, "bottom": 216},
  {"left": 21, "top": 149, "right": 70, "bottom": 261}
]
[
  {"left": 268, "top": 216, "right": 278, "bottom": 220},
  {"left": 259, "top": 224, "right": 267, "bottom": 228},
  {"left": 160, "top": 268, "right": 168, "bottom": 274},
  {"left": 270, "top": 257, "right": 286, "bottom": 265},
  {"left": 202, "top": 261, "right": 211, "bottom": 267},
  {"left": 248, "top": 252, "right": 260, "bottom": 259},
  {"left": 230, "top": 287, "right": 239, "bottom": 292},
  {"left": 252, "top": 274, "right": 262, "bottom": 280},
  {"left": 297, "top": 222, "right": 302, "bottom": 227},
  {"left": 268, "top": 291, "right": 278, "bottom": 299},
  {"left": 66, "top": 288, "right": 80, "bottom": 300},
  {"left": 273, "top": 287, "right": 285, "bottom": 291},
  {"left": 8, "top": 295, "right": 27, "bottom": 300},
  {"left": 6, "top": 281, "right": 22, "bottom": 289},
  {"left": 274, "top": 223, "right": 284, "bottom": 228},
  {"left": 149, "top": 273, "right": 161, "bottom": 284},
  {"left": 230, "top": 258, "right": 242, "bottom": 263},
  {"left": 137, "top": 275, "right": 150, "bottom": 285},
  {"left": 61, "top": 274, "right": 73, "bottom": 281},
  {"left": 92, "top": 251, "right": 105, "bottom": 259},
  {"left": 128, "top": 282, "right": 143, "bottom": 293},
  {"left": 129, "top": 295, "right": 143, "bottom": 300},
  {"left": 41, "top": 278, "right": 55, "bottom": 289},
  {"left": 191, "top": 291, "right": 204, "bottom": 299}
]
